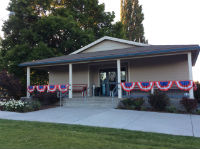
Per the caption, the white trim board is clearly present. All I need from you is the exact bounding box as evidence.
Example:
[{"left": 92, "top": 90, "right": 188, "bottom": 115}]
[{"left": 70, "top": 36, "right": 149, "bottom": 55}]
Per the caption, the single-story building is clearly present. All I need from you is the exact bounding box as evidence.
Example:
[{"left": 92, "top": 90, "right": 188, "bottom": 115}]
[{"left": 19, "top": 36, "right": 200, "bottom": 99}]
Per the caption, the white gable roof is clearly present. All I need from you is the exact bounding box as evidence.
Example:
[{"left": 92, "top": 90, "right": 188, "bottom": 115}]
[{"left": 70, "top": 36, "right": 149, "bottom": 55}]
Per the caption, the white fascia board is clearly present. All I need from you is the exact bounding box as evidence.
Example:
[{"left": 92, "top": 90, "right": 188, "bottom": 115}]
[{"left": 70, "top": 36, "right": 149, "bottom": 55}]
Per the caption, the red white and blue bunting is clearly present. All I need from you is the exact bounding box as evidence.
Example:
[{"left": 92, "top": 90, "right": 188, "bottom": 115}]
[
  {"left": 137, "top": 82, "right": 154, "bottom": 92},
  {"left": 36, "top": 85, "right": 47, "bottom": 93},
  {"left": 155, "top": 81, "right": 173, "bottom": 91},
  {"left": 58, "top": 84, "right": 69, "bottom": 93},
  {"left": 29, "top": 80, "right": 196, "bottom": 93},
  {"left": 121, "top": 82, "right": 136, "bottom": 92},
  {"left": 27, "top": 86, "right": 35, "bottom": 93},
  {"left": 175, "top": 80, "right": 193, "bottom": 91},
  {"left": 47, "top": 85, "right": 57, "bottom": 93}
]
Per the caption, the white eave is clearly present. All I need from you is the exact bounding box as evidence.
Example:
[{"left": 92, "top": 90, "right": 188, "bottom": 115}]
[{"left": 70, "top": 36, "right": 149, "bottom": 55}]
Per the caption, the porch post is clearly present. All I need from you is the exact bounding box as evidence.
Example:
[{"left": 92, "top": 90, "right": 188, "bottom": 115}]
[
  {"left": 27, "top": 67, "right": 30, "bottom": 98},
  {"left": 117, "top": 59, "right": 122, "bottom": 98},
  {"left": 188, "top": 52, "right": 194, "bottom": 99},
  {"left": 69, "top": 63, "right": 73, "bottom": 98},
  {"left": 87, "top": 65, "right": 90, "bottom": 96},
  {"left": 151, "top": 87, "right": 154, "bottom": 94}
]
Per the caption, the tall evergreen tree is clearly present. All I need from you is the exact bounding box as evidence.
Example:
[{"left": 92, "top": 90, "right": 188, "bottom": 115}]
[{"left": 121, "top": 0, "right": 147, "bottom": 43}]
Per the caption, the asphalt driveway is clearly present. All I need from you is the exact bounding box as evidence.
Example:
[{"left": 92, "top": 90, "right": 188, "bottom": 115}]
[{"left": 0, "top": 107, "right": 199, "bottom": 137}]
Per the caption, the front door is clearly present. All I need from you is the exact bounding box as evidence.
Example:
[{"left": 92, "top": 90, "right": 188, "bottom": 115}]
[{"left": 99, "top": 68, "right": 126, "bottom": 96}]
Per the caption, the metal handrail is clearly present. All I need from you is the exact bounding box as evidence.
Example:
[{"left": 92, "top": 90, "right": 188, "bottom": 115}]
[{"left": 111, "top": 84, "right": 118, "bottom": 98}]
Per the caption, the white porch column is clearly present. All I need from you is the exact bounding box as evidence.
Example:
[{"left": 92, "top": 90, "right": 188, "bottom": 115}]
[
  {"left": 128, "top": 61, "right": 131, "bottom": 82},
  {"left": 151, "top": 87, "right": 154, "bottom": 94},
  {"left": 87, "top": 65, "right": 90, "bottom": 96},
  {"left": 27, "top": 67, "right": 30, "bottom": 98},
  {"left": 117, "top": 59, "right": 122, "bottom": 98},
  {"left": 188, "top": 52, "right": 194, "bottom": 99},
  {"left": 69, "top": 63, "right": 73, "bottom": 98}
]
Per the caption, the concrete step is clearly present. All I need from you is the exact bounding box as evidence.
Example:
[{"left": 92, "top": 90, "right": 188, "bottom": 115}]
[
  {"left": 62, "top": 97, "right": 120, "bottom": 108},
  {"left": 64, "top": 99, "right": 119, "bottom": 102},
  {"left": 65, "top": 97, "right": 118, "bottom": 100}
]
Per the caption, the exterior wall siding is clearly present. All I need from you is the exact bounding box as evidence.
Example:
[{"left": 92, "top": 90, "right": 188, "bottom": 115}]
[
  {"left": 90, "top": 65, "right": 100, "bottom": 87},
  {"left": 129, "top": 54, "right": 189, "bottom": 82},
  {"left": 49, "top": 70, "right": 69, "bottom": 85},
  {"left": 49, "top": 64, "right": 88, "bottom": 85},
  {"left": 49, "top": 54, "right": 189, "bottom": 87},
  {"left": 82, "top": 40, "right": 134, "bottom": 53}
]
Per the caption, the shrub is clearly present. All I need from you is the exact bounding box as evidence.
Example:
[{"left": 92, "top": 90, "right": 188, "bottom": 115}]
[
  {"left": 180, "top": 97, "right": 198, "bottom": 113},
  {"left": 194, "top": 81, "right": 200, "bottom": 103},
  {"left": 197, "top": 110, "right": 200, "bottom": 115},
  {"left": 118, "top": 97, "right": 144, "bottom": 110},
  {"left": 121, "top": 98, "right": 135, "bottom": 108},
  {"left": 0, "top": 99, "right": 25, "bottom": 112},
  {"left": 148, "top": 91, "right": 170, "bottom": 111},
  {"left": 132, "top": 98, "right": 144, "bottom": 110},
  {"left": 117, "top": 101, "right": 126, "bottom": 109},
  {"left": 30, "top": 100, "right": 41, "bottom": 110},
  {"left": 32, "top": 92, "right": 59, "bottom": 105},
  {"left": 0, "top": 99, "right": 41, "bottom": 112},
  {"left": 167, "top": 106, "right": 177, "bottom": 113},
  {"left": 141, "top": 106, "right": 147, "bottom": 111}
]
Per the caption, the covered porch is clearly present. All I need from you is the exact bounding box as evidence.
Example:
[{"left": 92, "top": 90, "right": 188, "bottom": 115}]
[{"left": 25, "top": 52, "right": 195, "bottom": 99}]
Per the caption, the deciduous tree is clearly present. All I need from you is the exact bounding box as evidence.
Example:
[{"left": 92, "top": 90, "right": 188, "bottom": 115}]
[{"left": 2, "top": 0, "right": 126, "bottom": 92}]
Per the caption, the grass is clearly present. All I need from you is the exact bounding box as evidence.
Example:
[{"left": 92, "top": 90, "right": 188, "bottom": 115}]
[{"left": 0, "top": 119, "right": 200, "bottom": 149}]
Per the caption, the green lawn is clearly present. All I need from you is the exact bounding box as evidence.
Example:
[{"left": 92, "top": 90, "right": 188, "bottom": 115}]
[{"left": 0, "top": 119, "right": 200, "bottom": 149}]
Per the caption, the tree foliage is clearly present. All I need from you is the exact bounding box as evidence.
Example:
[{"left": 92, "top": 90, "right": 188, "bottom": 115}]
[
  {"left": 0, "top": 70, "right": 22, "bottom": 99},
  {"left": 121, "top": 0, "right": 147, "bottom": 43},
  {"left": 1, "top": 0, "right": 126, "bottom": 92}
]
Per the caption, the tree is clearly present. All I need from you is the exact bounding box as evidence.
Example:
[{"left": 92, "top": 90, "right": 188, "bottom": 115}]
[
  {"left": 0, "top": 36, "right": 2, "bottom": 48},
  {"left": 2, "top": 0, "right": 126, "bottom": 93},
  {"left": 121, "top": 0, "right": 147, "bottom": 43},
  {"left": 0, "top": 70, "right": 22, "bottom": 99},
  {"left": 0, "top": 36, "right": 5, "bottom": 71}
]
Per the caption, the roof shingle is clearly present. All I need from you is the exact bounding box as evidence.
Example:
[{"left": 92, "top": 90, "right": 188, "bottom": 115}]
[{"left": 19, "top": 45, "right": 200, "bottom": 67}]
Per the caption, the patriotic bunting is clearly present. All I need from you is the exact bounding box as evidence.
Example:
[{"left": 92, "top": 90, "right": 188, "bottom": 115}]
[
  {"left": 27, "top": 86, "right": 35, "bottom": 93},
  {"left": 58, "top": 84, "right": 69, "bottom": 93},
  {"left": 47, "top": 85, "right": 57, "bottom": 93},
  {"left": 28, "top": 80, "right": 196, "bottom": 94},
  {"left": 121, "top": 82, "right": 136, "bottom": 92},
  {"left": 155, "top": 81, "right": 173, "bottom": 91},
  {"left": 36, "top": 85, "right": 47, "bottom": 93},
  {"left": 137, "top": 82, "right": 154, "bottom": 92},
  {"left": 175, "top": 80, "right": 193, "bottom": 91}
]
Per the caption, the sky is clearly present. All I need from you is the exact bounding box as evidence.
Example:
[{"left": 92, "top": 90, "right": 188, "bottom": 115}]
[{"left": 0, "top": 0, "right": 200, "bottom": 80}]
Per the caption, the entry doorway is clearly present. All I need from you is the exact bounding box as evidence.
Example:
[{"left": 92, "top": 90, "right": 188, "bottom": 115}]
[{"left": 99, "top": 67, "right": 126, "bottom": 96}]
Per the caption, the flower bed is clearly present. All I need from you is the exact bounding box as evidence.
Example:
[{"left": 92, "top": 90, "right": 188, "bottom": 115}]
[{"left": 0, "top": 99, "right": 41, "bottom": 113}]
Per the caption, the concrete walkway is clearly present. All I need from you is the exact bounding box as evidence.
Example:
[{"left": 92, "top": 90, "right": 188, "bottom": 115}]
[{"left": 0, "top": 107, "right": 199, "bottom": 137}]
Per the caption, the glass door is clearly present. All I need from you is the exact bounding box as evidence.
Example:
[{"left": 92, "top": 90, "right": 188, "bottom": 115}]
[
  {"left": 99, "top": 72, "right": 107, "bottom": 96},
  {"left": 99, "top": 68, "right": 126, "bottom": 96}
]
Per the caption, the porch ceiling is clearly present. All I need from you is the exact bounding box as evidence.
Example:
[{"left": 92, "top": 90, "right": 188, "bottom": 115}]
[{"left": 19, "top": 45, "right": 200, "bottom": 68}]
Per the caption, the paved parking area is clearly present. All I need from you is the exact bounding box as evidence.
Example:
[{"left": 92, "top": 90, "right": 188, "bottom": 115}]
[{"left": 0, "top": 107, "right": 199, "bottom": 137}]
